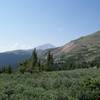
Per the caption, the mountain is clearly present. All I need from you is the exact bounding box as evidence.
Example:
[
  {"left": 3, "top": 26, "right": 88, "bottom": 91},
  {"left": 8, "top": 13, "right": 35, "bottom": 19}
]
[
  {"left": 0, "top": 44, "right": 55, "bottom": 68},
  {"left": 0, "top": 31, "right": 100, "bottom": 68},
  {"left": 36, "top": 43, "right": 55, "bottom": 50},
  {"left": 0, "top": 50, "right": 31, "bottom": 68},
  {"left": 50, "top": 31, "right": 100, "bottom": 62}
]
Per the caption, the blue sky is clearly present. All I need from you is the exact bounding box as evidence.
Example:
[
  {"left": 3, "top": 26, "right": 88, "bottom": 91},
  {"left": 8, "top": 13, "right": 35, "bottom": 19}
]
[{"left": 0, "top": 0, "right": 100, "bottom": 52}]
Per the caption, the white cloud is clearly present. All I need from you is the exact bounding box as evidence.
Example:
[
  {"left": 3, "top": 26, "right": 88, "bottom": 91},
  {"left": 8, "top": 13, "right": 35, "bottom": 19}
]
[
  {"left": 9, "top": 42, "right": 33, "bottom": 50},
  {"left": 11, "top": 42, "right": 19, "bottom": 49},
  {"left": 0, "top": 42, "right": 34, "bottom": 52}
]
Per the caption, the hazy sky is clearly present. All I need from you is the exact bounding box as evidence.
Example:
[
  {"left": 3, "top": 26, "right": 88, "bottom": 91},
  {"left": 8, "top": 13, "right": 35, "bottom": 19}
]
[{"left": 0, "top": 0, "right": 100, "bottom": 52}]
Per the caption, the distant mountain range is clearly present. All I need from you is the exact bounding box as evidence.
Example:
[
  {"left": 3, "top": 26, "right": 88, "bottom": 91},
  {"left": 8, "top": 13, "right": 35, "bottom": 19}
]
[
  {"left": 36, "top": 43, "right": 55, "bottom": 50},
  {"left": 0, "top": 44, "right": 55, "bottom": 68},
  {"left": 0, "top": 31, "right": 100, "bottom": 68}
]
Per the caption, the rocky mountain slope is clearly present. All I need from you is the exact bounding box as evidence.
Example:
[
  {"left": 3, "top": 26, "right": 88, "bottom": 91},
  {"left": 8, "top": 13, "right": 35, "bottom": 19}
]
[{"left": 50, "top": 31, "right": 100, "bottom": 62}]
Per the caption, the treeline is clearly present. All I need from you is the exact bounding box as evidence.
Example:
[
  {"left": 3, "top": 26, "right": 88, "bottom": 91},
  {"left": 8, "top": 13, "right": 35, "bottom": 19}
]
[
  {"left": 0, "top": 49, "right": 100, "bottom": 74},
  {"left": 56, "top": 55, "right": 100, "bottom": 70},
  {"left": 19, "top": 48, "right": 100, "bottom": 74},
  {"left": 0, "top": 65, "right": 12, "bottom": 74},
  {"left": 19, "top": 48, "right": 54, "bottom": 73}
]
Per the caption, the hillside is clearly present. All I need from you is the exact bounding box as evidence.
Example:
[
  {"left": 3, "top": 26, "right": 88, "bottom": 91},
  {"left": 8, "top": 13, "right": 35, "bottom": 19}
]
[
  {"left": 0, "top": 68, "right": 100, "bottom": 100},
  {"left": 0, "top": 50, "right": 32, "bottom": 68},
  {"left": 36, "top": 43, "right": 55, "bottom": 50},
  {"left": 0, "top": 31, "right": 100, "bottom": 68},
  {"left": 50, "top": 31, "right": 100, "bottom": 62},
  {"left": 0, "top": 44, "right": 55, "bottom": 68}
]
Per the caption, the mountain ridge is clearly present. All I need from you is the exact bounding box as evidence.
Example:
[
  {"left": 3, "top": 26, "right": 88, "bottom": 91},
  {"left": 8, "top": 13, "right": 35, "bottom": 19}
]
[
  {"left": 0, "top": 31, "right": 100, "bottom": 68},
  {"left": 0, "top": 43, "right": 55, "bottom": 68},
  {"left": 49, "top": 30, "right": 100, "bottom": 63}
]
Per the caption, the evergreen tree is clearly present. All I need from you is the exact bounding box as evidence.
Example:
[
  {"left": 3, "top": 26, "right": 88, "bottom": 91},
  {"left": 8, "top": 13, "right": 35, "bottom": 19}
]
[
  {"left": 7, "top": 65, "right": 12, "bottom": 74},
  {"left": 38, "top": 59, "right": 42, "bottom": 71},
  {"left": 19, "top": 49, "right": 42, "bottom": 73},
  {"left": 46, "top": 51, "right": 54, "bottom": 71},
  {"left": 31, "top": 48, "right": 38, "bottom": 71},
  {"left": 2, "top": 66, "right": 6, "bottom": 73},
  {"left": 93, "top": 56, "right": 100, "bottom": 69},
  {"left": 19, "top": 60, "right": 29, "bottom": 74},
  {"left": 0, "top": 68, "right": 2, "bottom": 73}
]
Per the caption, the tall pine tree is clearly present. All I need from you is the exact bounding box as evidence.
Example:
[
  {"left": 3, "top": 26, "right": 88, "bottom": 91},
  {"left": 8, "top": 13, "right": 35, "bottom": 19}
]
[
  {"left": 31, "top": 48, "right": 38, "bottom": 71},
  {"left": 46, "top": 51, "right": 54, "bottom": 71}
]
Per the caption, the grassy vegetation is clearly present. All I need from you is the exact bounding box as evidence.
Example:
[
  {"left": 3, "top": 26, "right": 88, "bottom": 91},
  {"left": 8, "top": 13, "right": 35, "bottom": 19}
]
[{"left": 0, "top": 68, "right": 100, "bottom": 100}]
